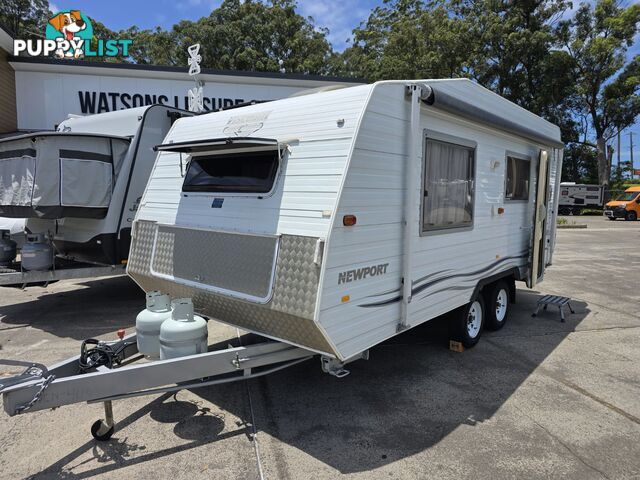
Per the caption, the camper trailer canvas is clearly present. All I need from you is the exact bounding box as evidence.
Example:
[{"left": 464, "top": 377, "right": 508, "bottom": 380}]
[
  {"left": 0, "top": 105, "right": 190, "bottom": 282},
  {"left": 127, "top": 79, "right": 563, "bottom": 362}
]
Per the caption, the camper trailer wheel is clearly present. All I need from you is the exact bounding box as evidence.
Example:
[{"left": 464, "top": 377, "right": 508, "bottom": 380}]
[
  {"left": 90, "top": 419, "right": 115, "bottom": 441},
  {"left": 451, "top": 297, "right": 485, "bottom": 348},
  {"left": 485, "top": 280, "right": 510, "bottom": 331}
]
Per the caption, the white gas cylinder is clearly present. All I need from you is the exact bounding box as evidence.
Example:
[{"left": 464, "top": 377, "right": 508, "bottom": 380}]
[
  {"left": 159, "top": 298, "right": 208, "bottom": 360},
  {"left": 136, "top": 291, "right": 172, "bottom": 358}
]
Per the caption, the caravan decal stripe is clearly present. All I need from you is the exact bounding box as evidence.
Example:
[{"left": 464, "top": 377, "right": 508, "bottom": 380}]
[
  {"left": 411, "top": 254, "right": 527, "bottom": 297},
  {"left": 357, "top": 253, "right": 528, "bottom": 308},
  {"left": 411, "top": 253, "right": 528, "bottom": 297},
  {"left": 363, "top": 286, "right": 401, "bottom": 298},
  {"left": 412, "top": 269, "right": 454, "bottom": 287},
  {"left": 358, "top": 295, "right": 403, "bottom": 308}
]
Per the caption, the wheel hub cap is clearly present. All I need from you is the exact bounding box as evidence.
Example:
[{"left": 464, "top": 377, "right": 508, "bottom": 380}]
[
  {"left": 467, "top": 301, "right": 482, "bottom": 338},
  {"left": 495, "top": 289, "right": 508, "bottom": 322}
]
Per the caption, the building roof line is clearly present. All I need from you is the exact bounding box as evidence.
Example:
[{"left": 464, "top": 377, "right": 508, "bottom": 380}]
[{"left": 9, "top": 55, "right": 363, "bottom": 83}]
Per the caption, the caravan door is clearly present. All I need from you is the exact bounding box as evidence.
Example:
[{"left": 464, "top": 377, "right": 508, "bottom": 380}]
[{"left": 528, "top": 149, "right": 550, "bottom": 288}]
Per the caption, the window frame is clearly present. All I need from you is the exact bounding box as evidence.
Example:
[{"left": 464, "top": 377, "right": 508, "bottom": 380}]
[
  {"left": 504, "top": 151, "right": 532, "bottom": 202},
  {"left": 420, "top": 131, "right": 477, "bottom": 235},
  {"left": 180, "top": 146, "right": 285, "bottom": 198}
]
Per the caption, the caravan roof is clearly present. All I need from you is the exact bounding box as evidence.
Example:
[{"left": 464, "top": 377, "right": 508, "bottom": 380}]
[{"left": 57, "top": 106, "right": 154, "bottom": 137}]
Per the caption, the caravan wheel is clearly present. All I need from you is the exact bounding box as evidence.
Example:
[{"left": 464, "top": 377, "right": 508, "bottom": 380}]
[
  {"left": 485, "top": 280, "right": 510, "bottom": 331},
  {"left": 451, "top": 297, "right": 485, "bottom": 348}
]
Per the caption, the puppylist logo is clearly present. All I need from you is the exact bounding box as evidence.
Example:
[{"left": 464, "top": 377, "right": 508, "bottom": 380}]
[{"left": 13, "top": 10, "right": 132, "bottom": 59}]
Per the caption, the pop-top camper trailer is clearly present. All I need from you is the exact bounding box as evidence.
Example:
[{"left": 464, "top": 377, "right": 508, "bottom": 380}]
[
  {"left": 0, "top": 105, "right": 189, "bottom": 285},
  {"left": 0, "top": 80, "right": 563, "bottom": 438}
]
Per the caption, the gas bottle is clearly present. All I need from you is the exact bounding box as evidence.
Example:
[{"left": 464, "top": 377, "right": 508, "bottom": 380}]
[
  {"left": 21, "top": 234, "right": 53, "bottom": 271},
  {"left": 136, "top": 291, "right": 172, "bottom": 358},
  {"left": 0, "top": 230, "right": 17, "bottom": 266},
  {"left": 159, "top": 298, "right": 208, "bottom": 360}
]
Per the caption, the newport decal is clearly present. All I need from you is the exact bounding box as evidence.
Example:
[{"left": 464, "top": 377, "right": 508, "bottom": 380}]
[
  {"left": 338, "top": 263, "right": 389, "bottom": 285},
  {"left": 13, "top": 10, "right": 132, "bottom": 59}
]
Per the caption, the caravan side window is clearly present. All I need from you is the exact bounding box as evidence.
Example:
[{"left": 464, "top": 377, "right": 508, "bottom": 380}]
[
  {"left": 182, "top": 149, "right": 279, "bottom": 193},
  {"left": 505, "top": 154, "right": 530, "bottom": 200},
  {"left": 421, "top": 138, "right": 475, "bottom": 232}
]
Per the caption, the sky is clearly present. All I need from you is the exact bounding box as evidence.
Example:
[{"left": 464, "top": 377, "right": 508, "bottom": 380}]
[{"left": 47, "top": 0, "right": 640, "bottom": 172}]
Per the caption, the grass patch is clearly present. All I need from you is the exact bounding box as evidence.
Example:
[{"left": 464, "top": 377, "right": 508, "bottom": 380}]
[{"left": 580, "top": 208, "right": 603, "bottom": 215}]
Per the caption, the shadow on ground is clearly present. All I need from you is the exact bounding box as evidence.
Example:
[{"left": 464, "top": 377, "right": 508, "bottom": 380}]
[
  {"left": 28, "top": 287, "right": 590, "bottom": 478},
  {"left": 0, "top": 276, "right": 142, "bottom": 339}
]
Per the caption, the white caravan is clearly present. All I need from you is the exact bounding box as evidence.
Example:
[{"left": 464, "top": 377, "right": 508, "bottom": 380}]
[
  {"left": 127, "top": 79, "right": 563, "bottom": 360},
  {"left": 558, "top": 182, "right": 604, "bottom": 215},
  {"left": 0, "top": 105, "right": 189, "bottom": 283}
]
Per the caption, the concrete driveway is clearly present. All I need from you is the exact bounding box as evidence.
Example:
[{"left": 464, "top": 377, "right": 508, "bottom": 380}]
[{"left": 0, "top": 214, "right": 638, "bottom": 479}]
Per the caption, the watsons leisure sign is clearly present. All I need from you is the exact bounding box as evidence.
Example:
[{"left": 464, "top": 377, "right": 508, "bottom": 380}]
[{"left": 78, "top": 91, "right": 263, "bottom": 114}]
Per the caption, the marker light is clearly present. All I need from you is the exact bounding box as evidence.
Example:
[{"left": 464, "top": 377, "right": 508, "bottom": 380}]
[{"left": 343, "top": 215, "right": 357, "bottom": 226}]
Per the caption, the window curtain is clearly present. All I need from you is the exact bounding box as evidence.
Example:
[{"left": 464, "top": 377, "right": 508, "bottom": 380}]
[{"left": 423, "top": 140, "right": 473, "bottom": 229}]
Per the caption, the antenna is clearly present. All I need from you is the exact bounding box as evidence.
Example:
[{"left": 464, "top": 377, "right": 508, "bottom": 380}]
[{"left": 187, "top": 44, "right": 204, "bottom": 113}]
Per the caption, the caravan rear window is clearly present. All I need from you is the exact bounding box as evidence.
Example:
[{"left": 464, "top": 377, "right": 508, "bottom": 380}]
[
  {"left": 505, "top": 155, "right": 531, "bottom": 200},
  {"left": 421, "top": 138, "right": 475, "bottom": 232},
  {"left": 182, "top": 150, "right": 279, "bottom": 193}
]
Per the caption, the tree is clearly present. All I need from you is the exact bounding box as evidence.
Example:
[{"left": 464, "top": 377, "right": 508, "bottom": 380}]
[
  {"left": 121, "top": 26, "right": 177, "bottom": 66},
  {"left": 336, "top": 0, "right": 580, "bottom": 144},
  {"left": 455, "top": 0, "right": 578, "bottom": 139},
  {"left": 131, "top": 0, "right": 334, "bottom": 74},
  {"left": 562, "top": 143, "right": 599, "bottom": 183},
  {"left": 334, "top": 0, "right": 473, "bottom": 80},
  {"left": 557, "top": 0, "right": 640, "bottom": 186},
  {"left": 0, "top": 0, "right": 51, "bottom": 38}
]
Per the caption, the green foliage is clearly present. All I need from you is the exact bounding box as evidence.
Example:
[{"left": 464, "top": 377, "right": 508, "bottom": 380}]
[
  {"left": 562, "top": 143, "right": 599, "bottom": 183},
  {"left": 0, "top": 0, "right": 51, "bottom": 39},
  {"left": 334, "top": 0, "right": 580, "bottom": 139},
  {"left": 333, "top": 0, "right": 472, "bottom": 80},
  {"left": 123, "top": 0, "right": 334, "bottom": 74}
]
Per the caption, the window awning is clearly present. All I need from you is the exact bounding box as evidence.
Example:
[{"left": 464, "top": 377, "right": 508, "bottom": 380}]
[{"left": 154, "top": 137, "right": 281, "bottom": 154}]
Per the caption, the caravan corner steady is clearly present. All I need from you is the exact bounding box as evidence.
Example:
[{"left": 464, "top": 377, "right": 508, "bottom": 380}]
[
  {"left": 0, "top": 105, "right": 190, "bottom": 286},
  {"left": 0, "top": 79, "right": 563, "bottom": 440}
]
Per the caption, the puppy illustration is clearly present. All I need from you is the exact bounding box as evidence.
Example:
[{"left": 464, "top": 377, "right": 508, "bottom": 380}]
[{"left": 48, "top": 11, "right": 86, "bottom": 58}]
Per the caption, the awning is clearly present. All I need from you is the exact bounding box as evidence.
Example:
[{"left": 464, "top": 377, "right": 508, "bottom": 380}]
[
  {"left": 421, "top": 85, "right": 565, "bottom": 150},
  {"left": 154, "top": 137, "right": 281, "bottom": 154}
]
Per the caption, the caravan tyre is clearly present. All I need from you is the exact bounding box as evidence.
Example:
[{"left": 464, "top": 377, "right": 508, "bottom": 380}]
[
  {"left": 485, "top": 280, "right": 510, "bottom": 331},
  {"left": 452, "top": 297, "right": 485, "bottom": 348}
]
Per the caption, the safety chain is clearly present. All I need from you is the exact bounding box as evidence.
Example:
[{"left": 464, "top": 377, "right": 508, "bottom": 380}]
[{"left": 14, "top": 374, "right": 56, "bottom": 414}]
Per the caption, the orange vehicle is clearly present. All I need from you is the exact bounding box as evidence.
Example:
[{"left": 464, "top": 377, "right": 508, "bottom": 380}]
[{"left": 603, "top": 186, "right": 640, "bottom": 221}]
